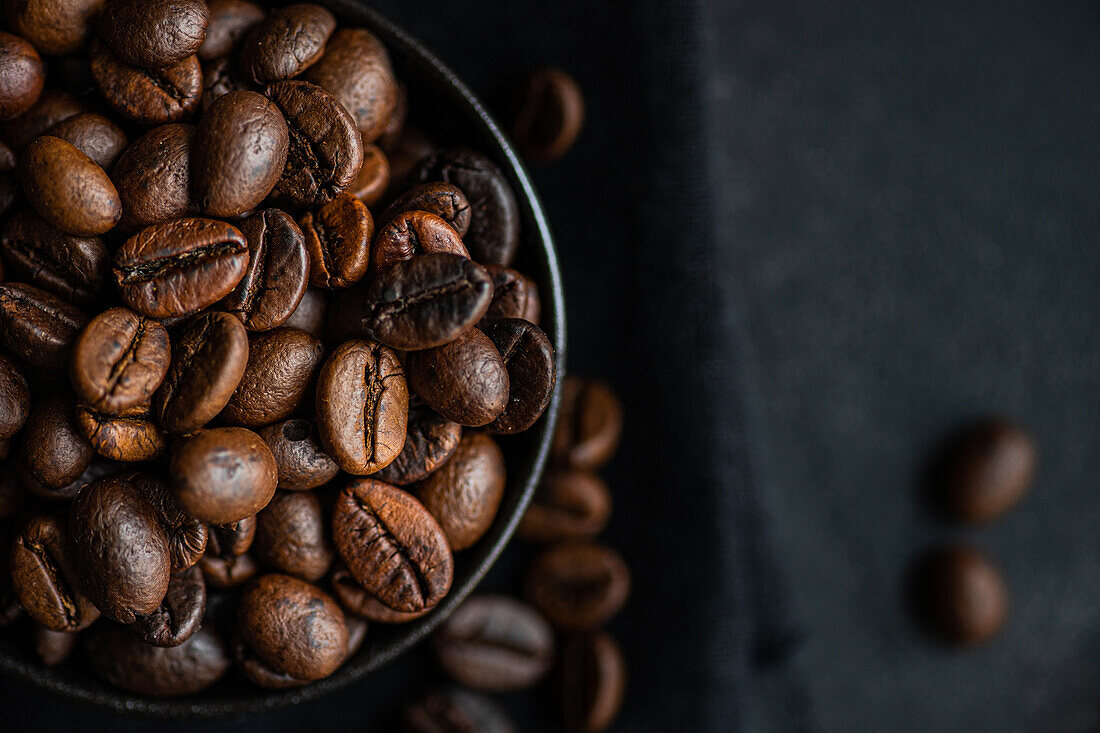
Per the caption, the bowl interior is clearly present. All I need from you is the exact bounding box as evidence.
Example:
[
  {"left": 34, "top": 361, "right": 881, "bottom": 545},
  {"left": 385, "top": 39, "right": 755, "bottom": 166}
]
[{"left": 0, "top": 0, "right": 566, "bottom": 719}]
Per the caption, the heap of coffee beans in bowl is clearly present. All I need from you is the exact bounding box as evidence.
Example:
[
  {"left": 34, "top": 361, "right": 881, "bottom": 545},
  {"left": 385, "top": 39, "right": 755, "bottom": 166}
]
[{"left": 0, "top": 0, "right": 557, "bottom": 696}]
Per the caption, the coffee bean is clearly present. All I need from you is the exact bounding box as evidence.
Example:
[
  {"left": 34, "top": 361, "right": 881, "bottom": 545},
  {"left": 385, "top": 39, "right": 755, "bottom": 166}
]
[
  {"left": 138, "top": 472, "right": 208, "bottom": 572},
  {"left": 0, "top": 31, "right": 44, "bottom": 121},
  {"left": 237, "top": 4, "right": 335, "bottom": 85},
  {"left": 404, "top": 689, "right": 517, "bottom": 733},
  {"left": 350, "top": 143, "right": 389, "bottom": 206},
  {"left": 219, "top": 209, "right": 309, "bottom": 331},
  {"left": 233, "top": 634, "right": 309, "bottom": 689},
  {"left": 112, "top": 123, "right": 198, "bottom": 231},
  {"left": 414, "top": 148, "right": 520, "bottom": 266},
  {"left": 0, "top": 89, "right": 83, "bottom": 151},
  {"left": 380, "top": 181, "right": 472, "bottom": 239},
  {"left": 406, "top": 328, "right": 510, "bottom": 428},
  {"left": 526, "top": 542, "right": 630, "bottom": 631},
  {"left": 90, "top": 39, "right": 202, "bottom": 124},
  {"left": 86, "top": 623, "right": 230, "bottom": 697},
  {"left": 193, "top": 90, "right": 289, "bottom": 217},
  {"left": 18, "top": 394, "right": 94, "bottom": 490},
  {"left": 76, "top": 403, "right": 167, "bottom": 462},
  {"left": 34, "top": 625, "right": 78, "bottom": 666},
  {"left": 284, "top": 286, "right": 327, "bottom": 338},
  {"left": 0, "top": 210, "right": 109, "bottom": 304},
  {"left": 200, "top": 516, "right": 258, "bottom": 588},
  {"left": 70, "top": 307, "right": 170, "bottom": 413},
  {"left": 376, "top": 401, "right": 461, "bottom": 486},
  {"left": 0, "top": 351, "right": 30, "bottom": 440},
  {"left": 332, "top": 479, "right": 453, "bottom": 613},
  {"left": 254, "top": 490, "right": 333, "bottom": 582},
  {"left": 201, "top": 551, "right": 258, "bottom": 589},
  {"left": 128, "top": 564, "right": 205, "bottom": 648},
  {"left": 208, "top": 515, "right": 256, "bottom": 557},
  {"left": 220, "top": 327, "right": 325, "bottom": 427},
  {"left": 200, "top": 0, "right": 265, "bottom": 61},
  {"left": 99, "top": 0, "right": 208, "bottom": 69},
  {"left": 511, "top": 68, "right": 585, "bottom": 163},
  {"left": 482, "top": 318, "right": 555, "bottom": 434},
  {"left": 913, "top": 545, "right": 1008, "bottom": 646},
  {"left": 434, "top": 595, "right": 554, "bottom": 691},
  {"left": 363, "top": 253, "right": 494, "bottom": 351},
  {"left": 154, "top": 310, "right": 249, "bottom": 433},
  {"left": 20, "top": 135, "right": 121, "bottom": 236},
  {"left": 937, "top": 417, "right": 1037, "bottom": 524},
  {"left": 330, "top": 561, "right": 430, "bottom": 624},
  {"left": 300, "top": 192, "right": 373, "bottom": 289},
  {"left": 552, "top": 377, "right": 623, "bottom": 471},
  {"left": 560, "top": 632, "right": 626, "bottom": 733},
  {"left": 200, "top": 55, "right": 250, "bottom": 112},
  {"left": 315, "top": 338, "right": 408, "bottom": 475},
  {"left": 0, "top": 283, "right": 87, "bottom": 368},
  {"left": 113, "top": 218, "right": 249, "bottom": 318},
  {"left": 345, "top": 615, "right": 368, "bottom": 658},
  {"left": 301, "top": 27, "right": 396, "bottom": 143},
  {"left": 5, "top": 0, "right": 103, "bottom": 56},
  {"left": 418, "top": 432, "right": 506, "bottom": 551},
  {"left": 257, "top": 419, "right": 339, "bottom": 491},
  {"left": 23, "top": 456, "right": 120, "bottom": 502},
  {"left": 372, "top": 210, "right": 469, "bottom": 276},
  {"left": 10, "top": 515, "right": 100, "bottom": 631},
  {"left": 518, "top": 468, "right": 612, "bottom": 543},
  {"left": 482, "top": 264, "right": 541, "bottom": 324},
  {"left": 169, "top": 427, "right": 278, "bottom": 524},
  {"left": 45, "top": 112, "right": 127, "bottom": 169}
]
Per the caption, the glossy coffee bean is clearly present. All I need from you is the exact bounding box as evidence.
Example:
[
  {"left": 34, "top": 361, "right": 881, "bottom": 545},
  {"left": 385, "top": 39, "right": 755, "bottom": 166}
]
[
  {"left": 511, "top": 68, "right": 585, "bottom": 163},
  {"left": 254, "top": 490, "right": 333, "bottom": 582},
  {"left": 46, "top": 112, "right": 127, "bottom": 169},
  {"left": 70, "top": 307, "right": 170, "bottom": 413},
  {"left": 129, "top": 564, "right": 205, "bottom": 647},
  {"left": 10, "top": 515, "right": 99, "bottom": 631},
  {"left": 0, "top": 89, "right": 83, "bottom": 151},
  {"left": 200, "top": 517, "right": 258, "bottom": 588},
  {"left": 0, "top": 283, "right": 87, "bottom": 368},
  {"left": 20, "top": 135, "right": 121, "bottom": 236},
  {"left": 407, "top": 328, "right": 510, "bottom": 428},
  {"left": 200, "top": 0, "right": 265, "bottom": 61},
  {"left": 220, "top": 209, "right": 309, "bottom": 331},
  {"left": 4, "top": 0, "right": 104, "bottom": 56},
  {"left": 86, "top": 623, "right": 230, "bottom": 697},
  {"left": 257, "top": 419, "right": 339, "bottom": 491},
  {"left": 330, "top": 562, "right": 429, "bottom": 624},
  {"left": 34, "top": 626, "right": 79, "bottom": 666},
  {"left": 300, "top": 192, "right": 373, "bottom": 289},
  {"left": 193, "top": 90, "right": 289, "bottom": 217},
  {"left": 363, "top": 253, "right": 494, "bottom": 351},
  {"left": 414, "top": 148, "right": 520, "bottom": 266},
  {"left": 376, "top": 402, "right": 461, "bottom": 486},
  {"left": 0, "top": 351, "right": 29, "bottom": 440},
  {"left": 434, "top": 595, "right": 554, "bottom": 691},
  {"left": 154, "top": 311, "right": 249, "bottom": 433},
  {"left": 349, "top": 143, "right": 389, "bottom": 206},
  {"left": 315, "top": 338, "right": 408, "bottom": 475},
  {"left": 112, "top": 123, "right": 198, "bottom": 231},
  {"left": 380, "top": 182, "right": 472, "bottom": 239},
  {"left": 18, "top": 395, "right": 94, "bottom": 489},
  {"left": 0, "top": 210, "right": 109, "bottom": 304},
  {"left": 560, "top": 632, "right": 627, "bottom": 733},
  {"left": 404, "top": 690, "right": 517, "bottom": 733},
  {"left": 301, "top": 27, "right": 395, "bottom": 143},
  {"left": 75, "top": 403, "right": 168, "bottom": 462},
  {"left": 237, "top": 3, "right": 335, "bottom": 85},
  {"left": 0, "top": 31, "right": 44, "bottom": 121},
  {"left": 552, "top": 377, "right": 623, "bottom": 471},
  {"left": 938, "top": 417, "right": 1037, "bottom": 524},
  {"left": 90, "top": 39, "right": 202, "bottom": 124},
  {"left": 332, "top": 479, "right": 453, "bottom": 613},
  {"left": 220, "top": 327, "right": 324, "bottom": 427},
  {"left": 482, "top": 264, "right": 541, "bottom": 325},
  {"left": 264, "top": 79, "right": 364, "bottom": 205},
  {"left": 138, "top": 473, "right": 208, "bottom": 572},
  {"left": 113, "top": 218, "right": 249, "bottom": 319},
  {"left": 99, "top": 0, "right": 208, "bottom": 69},
  {"left": 526, "top": 542, "right": 630, "bottom": 631},
  {"left": 417, "top": 432, "right": 506, "bottom": 551},
  {"left": 169, "top": 427, "right": 278, "bottom": 524},
  {"left": 372, "top": 210, "right": 469, "bottom": 276},
  {"left": 483, "top": 318, "right": 555, "bottom": 434},
  {"left": 518, "top": 468, "right": 612, "bottom": 543},
  {"left": 69, "top": 474, "right": 172, "bottom": 623},
  {"left": 913, "top": 545, "right": 1008, "bottom": 646}
]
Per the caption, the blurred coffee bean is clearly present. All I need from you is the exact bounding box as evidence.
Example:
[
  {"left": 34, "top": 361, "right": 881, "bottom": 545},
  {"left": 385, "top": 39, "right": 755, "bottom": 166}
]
[
  {"left": 0, "top": 210, "right": 109, "bottom": 304},
  {"left": 18, "top": 394, "right": 94, "bottom": 490},
  {"left": 349, "top": 143, "right": 390, "bottom": 206},
  {"left": 511, "top": 68, "right": 585, "bottom": 163},
  {"left": 912, "top": 545, "right": 1008, "bottom": 646},
  {"left": 0, "top": 89, "right": 83, "bottom": 151},
  {"left": 199, "top": 0, "right": 265, "bottom": 61},
  {"left": 0, "top": 31, "right": 44, "bottom": 121},
  {"left": 34, "top": 626, "right": 78, "bottom": 666},
  {"left": 482, "top": 264, "right": 541, "bottom": 325},
  {"left": 560, "top": 632, "right": 627, "bottom": 733},
  {"left": 46, "top": 111, "right": 127, "bottom": 169},
  {"left": 518, "top": 468, "right": 612, "bottom": 543},
  {"left": 302, "top": 27, "right": 396, "bottom": 143},
  {"left": 0, "top": 283, "right": 87, "bottom": 369},
  {"left": 0, "top": 351, "right": 30, "bottom": 439},
  {"left": 526, "top": 542, "right": 630, "bottom": 631},
  {"left": 5, "top": 0, "right": 104, "bottom": 56},
  {"left": 98, "top": 0, "right": 208, "bottom": 69},
  {"left": 404, "top": 689, "right": 517, "bottom": 733},
  {"left": 86, "top": 623, "right": 230, "bottom": 697},
  {"left": 552, "top": 376, "right": 623, "bottom": 471},
  {"left": 937, "top": 417, "right": 1037, "bottom": 524}
]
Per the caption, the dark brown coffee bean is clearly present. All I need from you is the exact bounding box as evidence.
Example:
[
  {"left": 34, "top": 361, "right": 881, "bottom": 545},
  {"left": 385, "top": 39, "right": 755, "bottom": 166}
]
[
  {"left": 0, "top": 283, "right": 87, "bottom": 368},
  {"left": 138, "top": 472, "right": 208, "bottom": 572},
  {"left": 376, "top": 402, "right": 461, "bottom": 486},
  {"left": 169, "top": 427, "right": 278, "bottom": 524},
  {"left": 237, "top": 573, "right": 347, "bottom": 681},
  {"left": 22, "top": 456, "right": 121, "bottom": 502},
  {"left": 0, "top": 31, "right": 44, "bottom": 121},
  {"left": 414, "top": 148, "right": 520, "bottom": 266},
  {"left": 526, "top": 542, "right": 630, "bottom": 631},
  {"left": 200, "top": 0, "right": 265, "bottom": 61},
  {"left": 10, "top": 515, "right": 100, "bottom": 631},
  {"left": 113, "top": 218, "right": 249, "bottom": 319},
  {"left": 407, "top": 328, "right": 510, "bottom": 428},
  {"left": 254, "top": 490, "right": 333, "bottom": 581},
  {"left": 0, "top": 351, "right": 29, "bottom": 440},
  {"left": 332, "top": 478, "right": 453, "bottom": 613},
  {"left": 0, "top": 210, "right": 109, "bottom": 304},
  {"left": 482, "top": 264, "right": 541, "bottom": 325},
  {"left": 219, "top": 209, "right": 309, "bottom": 331},
  {"left": 350, "top": 143, "right": 389, "bottom": 206},
  {"left": 20, "top": 135, "right": 121, "bottom": 236},
  {"left": 300, "top": 192, "right": 373, "bottom": 289},
  {"left": 330, "top": 562, "right": 429, "bottom": 624},
  {"left": 284, "top": 286, "right": 327, "bottom": 338},
  {"left": 237, "top": 3, "right": 335, "bottom": 85},
  {"left": 34, "top": 625, "right": 79, "bottom": 666},
  {"left": 518, "top": 468, "right": 612, "bottom": 543},
  {"left": 193, "top": 90, "right": 289, "bottom": 217},
  {"left": 418, "top": 432, "right": 506, "bottom": 551},
  {"left": 552, "top": 376, "right": 623, "bottom": 471},
  {"left": 219, "top": 327, "right": 324, "bottom": 427},
  {"left": 69, "top": 474, "right": 172, "bottom": 623},
  {"left": 301, "top": 27, "right": 395, "bottom": 143},
  {"left": 560, "top": 632, "right": 626, "bottom": 733},
  {"left": 363, "top": 253, "right": 494, "bottom": 351},
  {"left": 208, "top": 515, "right": 256, "bottom": 557},
  {"left": 257, "top": 419, "right": 339, "bottom": 490},
  {"left": 200, "top": 55, "right": 250, "bottom": 111},
  {"left": 46, "top": 112, "right": 127, "bottom": 169},
  {"left": 912, "top": 545, "right": 1008, "bottom": 646},
  {"left": 434, "top": 595, "right": 554, "bottom": 691},
  {"left": 99, "top": 0, "right": 209, "bottom": 69},
  {"left": 75, "top": 403, "right": 168, "bottom": 462},
  {"left": 315, "top": 338, "right": 408, "bottom": 475},
  {"left": 380, "top": 182, "right": 472, "bottom": 239},
  {"left": 0, "top": 89, "right": 83, "bottom": 151},
  {"left": 5, "top": 0, "right": 104, "bottom": 56},
  {"left": 18, "top": 394, "right": 94, "bottom": 489},
  {"left": 511, "top": 68, "right": 585, "bottom": 163},
  {"left": 154, "top": 310, "right": 249, "bottom": 433},
  {"left": 937, "top": 417, "right": 1037, "bottom": 524},
  {"left": 372, "top": 210, "right": 469, "bottom": 276},
  {"left": 90, "top": 39, "right": 202, "bottom": 124},
  {"left": 70, "top": 307, "right": 170, "bottom": 413},
  {"left": 112, "top": 123, "right": 198, "bottom": 231},
  {"left": 199, "top": 516, "right": 257, "bottom": 587},
  {"left": 128, "top": 564, "right": 205, "bottom": 647},
  {"left": 404, "top": 690, "right": 517, "bottom": 733},
  {"left": 86, "top": 623, "right": 230, "bottom": 697},
  {"left": 232, "top": 633, "right": 309, "bottom": 689},
  {"left": 201, "top": 551, "right": 258, "bottom": 589},
  {"left": 482, "top": 318, "right": 555, "bottom": 434}
]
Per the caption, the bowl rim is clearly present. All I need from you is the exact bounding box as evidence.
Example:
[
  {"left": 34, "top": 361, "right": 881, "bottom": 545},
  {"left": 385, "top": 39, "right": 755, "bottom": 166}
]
[{"left": 0, "top": 0, "right": 567, "bottom": 720}]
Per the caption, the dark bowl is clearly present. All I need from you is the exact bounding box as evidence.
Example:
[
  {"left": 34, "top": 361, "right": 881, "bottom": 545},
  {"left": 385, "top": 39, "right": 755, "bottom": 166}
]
[{"left": 0, "top": 0, "right": 566, "bottom": 719}]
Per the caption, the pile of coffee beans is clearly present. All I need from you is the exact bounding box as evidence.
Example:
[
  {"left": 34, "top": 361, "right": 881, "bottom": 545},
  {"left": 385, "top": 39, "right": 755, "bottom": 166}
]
[{"left": 0, "top": 0, "right": 559, "bottom": 697}]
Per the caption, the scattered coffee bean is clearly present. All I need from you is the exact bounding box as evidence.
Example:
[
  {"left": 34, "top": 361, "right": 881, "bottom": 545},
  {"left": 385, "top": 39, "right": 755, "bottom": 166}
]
[
  {"left": 219, "top": 209, "right": 309, "bottom": 331},
  {"left": 511, "top": 68, "right": 585, "bottom": 163},
  {"left": 526, "top": 541, "right": 630, "bottom": 631},
  {"left": 300, "top": 192, "right": 374, "bottom": 289},
  {"left": 552, "top": 376, "right": 623, "bottom": 471},
  {"left": 372, "top": 210, "right": 469, "bottom": 275},
  {"left": 0, "top": 31, "right": 44, "bottom": 121},
  {"left": 519, "top": 468, "right": 612, "bottom": 543},
  {"left": 86, "top": 623, "right": 230, "bottom": 697},
  {"left": 418, "top": 432, "right": 506, "bottom": 551},
  {"left": 913, "top": 545, "right": 1008, "bottom": 646},
  {"left": 17, "top": 394, "right": 94, "bottom": 491},
  {"left": 257, "top": 419, "right": 339, "bottom": 491},
  {"left": 404, "top": 689, "right": 517, "bottom": 733},
  {"left": 112, "top": 123, "right": 199, "bottom": 231},
  {"left": 10, "top": 515, "right": 100, "bottom": 631},
  {"left": 75, "top": 403, "right": 168, "bottom": 462},
  {"left": 406, "top": 327, "right": 510, "bottom": 428},
  {"left": 560, "top": 632, "right": 627, "bottom": 733},
  {"left": 237, "top": 4, "right": 336, "bottom": 85},
  {"left": 254, "top": 490, "right": 334, "bottom": 582},
  {"left": 937, "top": 417, "right": 1037, "bottom": 524},
  {"left": 169, "top": 427, "right": 278, "bottom": 524},
  {"left": 380, "top": 181, "right": 472, "bottom": 239},
  {"left": 98, "top": 0, "right": 208, "bottom": 69}
]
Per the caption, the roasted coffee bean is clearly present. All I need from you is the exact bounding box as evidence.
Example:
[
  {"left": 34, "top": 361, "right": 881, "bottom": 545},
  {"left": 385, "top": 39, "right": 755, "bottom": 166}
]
[
  {"left": 113, "top": 218, "right": 249, "bottom": 319},
  {"left": 208, "top": 516, "right": 257, "bottom": 557},
  {"left": 519, "top": 468, "right": 612, "bottom": 543},
  {"left": 414, "top": 148, "right": 520, "bottom": 266},
  {"left": 237, "top": 573, "right": 347, "bottom": 681},
  {"left": 482, "top": 318, "right": 555, "bottom": 434},
  {"left": 560, "top": 632, "right": 627, "bottom": 733},
  {"left": 404, "top": 689, "right": 517, "bottom": 733},
  {"left": 200, "top": 0, "right": 266, "bottom": 61},
  {"left": 200, "top": 56, "right": 249, "bottom": 111},
  {"left": 0, "top": 351, "right": 29, "bottom": 439},
  {"left": 76, "top": 403, "right": 168, "bottom": 462},
  {"left": 70, "top": 307, "right": 170, "bottom": 413},
  {"left": 418, "top": 432, "right": 506, "bottom": 551},
  {"left": 237, "top": 4, "right": 335, "bottom": 85},
  {"left": 482, "top": 264, "right": 541, "bottom": 325},
  {"left": 257, "top": 419, "right": 339, "bottom": 490},
  {"left": 220, "top": 327, "right": 324, "bottom": 427},
  {"left": 23, "top": 456, "right": 120, "bottom": 502},
  {"left": 407, "top": 328, "right": 510, "bottom": 428},
  {"left": 233, "top": 634, "right": 310, "bottom": 689},
  {"left": 315, "top": 338, "right": 408, "bottom": 475},
  {"left": 434, "top": 595, "right": 554, "bottom": 691},
  {"left": 332, "top": 479, "right": 453, "bottom": 613},
  {"left": 10, "top": 515, "right": 100, "bottom": 631},
  {"left": 511, "top": 68, "right": 585, "bottom": 163},
  {"left": 376, "top": 402, "right": 461, "bottom": 486},
  {"left": 201, "top": 551, "right": 258, "bottom": 589},
  {"left": 5, "top": 0, "right": 104, "bottom": 56},
  {"left": 99, "top": 0, "right": 209, "bottom": 69},
  {"left": 913, "top": 545, "right": 1008, "bottom": 646},
  {"left": 46, "top": 112, "right": 127, "bottom": 169},
  {"left": 254, "top": 490, "right": 333, "bottom": 582},
  {"left": 330, "top": 562, "right": 429, "bottom": 624},
  {"left": 128, "top": 564, "right": 205, "bottom": 648},
  {"left": 284, "top": 286, "right": 327, "bottom": 338},
  {"left": 170, "top": 427, "right": 278, "bottom": 524},
  {"left": 90, "top": 39, "right": 202, "bottom": 124},
  {"left": 20, "top": 135, "right": 121, "bottom": 236},
  {"left": 552, "top": 377, "right": 623, "bottom": 471},
  {"left": 362, "top": 253, "right": 494, "bottom": 351},
  {"left": 18, "top": 395, "right": 94, "bottom": 490},
  {"left": 86, "top": 623, "right": 230, "bottom": 697},
  {"left": 372, "top": 210, "right": 469, "bottom": 276},
  {"left": 0, "top": 210, "right": 109, "bottom": 304},
  {"left": 300, "top": 192, "right": 373, "bottom": 289},
  {"left": 301, "top": 27, "right": 396, "bottom": 143},
  {"left": 112, "top": 123, "right": 198, "bottom": 231},
  {"left": 0, "top": 31, "right": 44, "bottom": 121},
  {"left": 34, "top": 626, "right": 79, "bottom": 666},
  {"left": 350, "top": 143, "right": 389, "bottom": 206},
  {"left": 193, "top": 90, "right": 289, "bottom": 217},
  {"left": 937, "top": 417, "right": 1037, "bottom": 524},
  {"left": 200, "top": 516, "right": 258, "bottom": 588},
  {"left": 154, "top": 310, "right": 249, "bottom": 433},
  {"left": 0, "top": 283, "right": 87, "bottom": 368},
  {"left": 0, "top": 89, "right": 83, "bottom": 151},
  {"left": 69, "top": 474, "right": 172, "bottom": 623},
  {"left": 219, "top": 209, "right": 309, "bottom": 331},
  {"left": 526, "top": 542, "right": 630, "bottom": 631},
  {"left": 380, "top": 182, "right": 472, "bottom": 239},
  {"left": 138, "top": 473, "right": 208, "bottom": 572}
]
